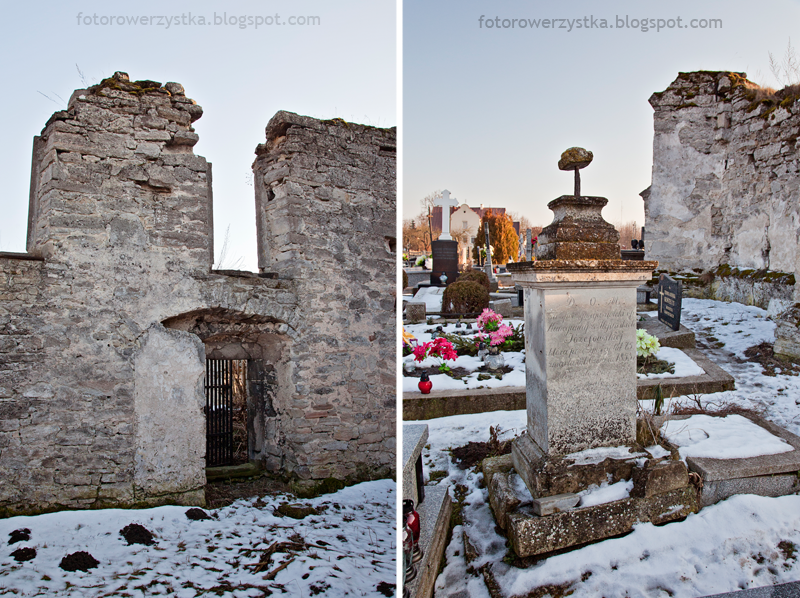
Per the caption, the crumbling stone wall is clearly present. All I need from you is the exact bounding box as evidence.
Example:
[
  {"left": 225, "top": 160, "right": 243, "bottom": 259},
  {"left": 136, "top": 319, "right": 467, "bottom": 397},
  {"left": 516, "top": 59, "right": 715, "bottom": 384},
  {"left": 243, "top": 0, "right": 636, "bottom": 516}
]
[
  {"left": 0, "top": 73, "right": 395, "bottom": 516},
  {"left": 645, "top": 71, "right": 800, "bottom": 308},
  {"left": 253, "top": 112, "right": 397, "bottom": 482}
]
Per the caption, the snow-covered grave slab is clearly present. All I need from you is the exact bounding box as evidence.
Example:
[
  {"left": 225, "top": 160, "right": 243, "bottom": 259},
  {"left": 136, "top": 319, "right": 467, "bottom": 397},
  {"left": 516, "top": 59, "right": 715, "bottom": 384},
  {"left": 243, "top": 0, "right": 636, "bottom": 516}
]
[
  {"left": 661, "top": 413, "right": 800, "bottom": 506},
  {"left": 409, "top": 286, "right": 445, "bottom": 313},
  {"left": 637, "top": 346, "right": 705, "bottom": 379}
]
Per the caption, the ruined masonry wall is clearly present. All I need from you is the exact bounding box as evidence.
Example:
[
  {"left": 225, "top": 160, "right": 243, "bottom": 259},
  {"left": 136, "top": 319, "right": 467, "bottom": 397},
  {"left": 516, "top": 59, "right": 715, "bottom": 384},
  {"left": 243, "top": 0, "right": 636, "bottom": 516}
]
[
  {"left": 645, "top": 71, "right": 800, "bottom": 307},
  {"left": 254, "top": 112, "right": 397, "bottom": 481},
  {"left": 0, "top": 76, "right": 298, "bottom": 516}
]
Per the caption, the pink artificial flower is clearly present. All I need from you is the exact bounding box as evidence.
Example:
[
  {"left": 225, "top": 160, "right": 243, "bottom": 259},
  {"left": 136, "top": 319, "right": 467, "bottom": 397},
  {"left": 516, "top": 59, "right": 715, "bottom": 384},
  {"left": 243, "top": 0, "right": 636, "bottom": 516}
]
[
  {"left": 477, "top": 308, "right": 502, "bottom": 332},
  {"left": 488, "top": 324, "right": 513, "bottom": 346},
  {"left": 412, "top": 343, "right": 429, "bottom": 362}
]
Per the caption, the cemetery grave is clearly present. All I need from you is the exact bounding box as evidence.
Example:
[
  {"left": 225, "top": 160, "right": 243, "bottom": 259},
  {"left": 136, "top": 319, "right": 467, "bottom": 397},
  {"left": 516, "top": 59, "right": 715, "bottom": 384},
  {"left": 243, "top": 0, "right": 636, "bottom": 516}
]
[{"left": 405, "top": 150, "right": 800, "bottom": 598}]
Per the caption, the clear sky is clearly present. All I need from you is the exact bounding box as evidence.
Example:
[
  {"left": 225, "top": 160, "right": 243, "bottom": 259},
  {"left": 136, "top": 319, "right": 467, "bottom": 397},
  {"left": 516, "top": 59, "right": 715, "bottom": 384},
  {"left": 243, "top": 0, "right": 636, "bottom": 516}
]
[
  {"left": 0, "top": 0, "right": 396, "bottom": 272},
  {"left": 403, "top": 0, "right": 800, "bottom": 233}
]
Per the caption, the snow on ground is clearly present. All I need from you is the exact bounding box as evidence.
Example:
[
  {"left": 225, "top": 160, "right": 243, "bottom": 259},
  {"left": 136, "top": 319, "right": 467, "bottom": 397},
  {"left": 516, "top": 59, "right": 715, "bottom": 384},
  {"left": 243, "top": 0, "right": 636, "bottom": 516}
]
[
  {"left": 637, "top": 346, "right": 705, "bottom": 379},
  {"left": 0, "top": 480, "right": 395, "bottom": 598},
  {"left": 422, "top": 298, "right": 800, "bottom": 598},
  {"left": 662, "top": 414, "right": 793, "bottom": 460}
]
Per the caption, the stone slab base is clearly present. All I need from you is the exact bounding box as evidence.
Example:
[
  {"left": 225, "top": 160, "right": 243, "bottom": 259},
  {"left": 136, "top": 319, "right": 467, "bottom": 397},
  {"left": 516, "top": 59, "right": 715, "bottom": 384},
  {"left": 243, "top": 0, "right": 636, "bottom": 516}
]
[
  {"left": 637, "top": 318, "right": 696, "bottom": 349},
  {"left": 674, "top": 413, "right": 800, "bottom": 506},
  {"left": 637, "top": 348, "right": 735, "bottom": 400},
  {"left": 405, "top": 484, "right": 452, "bottom": 598},
  {"left": 507, "top": 486, "right": 698, "bottom": 557},
  {"left": 702, "top": 475, "right": 800, "bottom": 507},
  {"left": 403, "top": 386, "right": 526, "bottom": 421}
]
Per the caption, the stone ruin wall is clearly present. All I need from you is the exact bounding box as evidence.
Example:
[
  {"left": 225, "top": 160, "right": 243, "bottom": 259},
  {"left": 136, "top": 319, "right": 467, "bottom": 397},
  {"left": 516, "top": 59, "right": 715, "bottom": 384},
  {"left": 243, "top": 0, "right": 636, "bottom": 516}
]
[
  {"left": 0, "top": 74, "right": 395, "bottom": 516},
  {"left": 645, "top": 71, "right": 800, "bottom": 310},
  {"left": 253, "top": 112, "right": 397, "bottom": 482}
]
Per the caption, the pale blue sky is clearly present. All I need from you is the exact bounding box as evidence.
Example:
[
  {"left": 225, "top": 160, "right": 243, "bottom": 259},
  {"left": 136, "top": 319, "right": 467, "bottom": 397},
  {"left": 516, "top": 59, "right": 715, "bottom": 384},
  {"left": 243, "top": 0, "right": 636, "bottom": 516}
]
[
  {"left": 0, "top": 0, "right": 396, "bottom": 271},
  {"left": 403, "top": 0, "right": 800, "bottom": 233}
]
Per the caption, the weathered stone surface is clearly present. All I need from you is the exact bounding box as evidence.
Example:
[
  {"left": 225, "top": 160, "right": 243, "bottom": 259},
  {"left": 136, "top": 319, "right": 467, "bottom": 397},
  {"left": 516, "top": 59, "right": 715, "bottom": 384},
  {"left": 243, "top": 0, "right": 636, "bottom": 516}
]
[
  {"left": 510, "top": 265, "right": 655, "bottom": 455},
  {"left": 512, "top": 434, "right": 642, "bottom": 498},
  {"left": 532, "top": 492, "right": 579, "bottom": 516},
  {"left": 774, "top": 303, "right": 800, "bottom": 360},
  {"left": 700, "top": 475, "right": 800, "bottom": 507},
  {"left": 488, "top": 471, "right": 522, "bottom": 528},
  {"left": 535, "top": 196, "right": 621, "bottom": 261},
  {"left": 646, "top": 71, "right": 800, "bottom": 304},
  {"left": 558, "top": 147, "right": 593, "bottom": 171},
  {"left": 489, "top": 298, "right": 512, "bottom": 317},
  {"left": 133, "top": 324, "right": 206, "bottom": 501},
  {"left": 406, "top": 302, "right": 427, "bottom": 323},
  {"left": 405, "top": 484, "right": 452, "bottom": 598},
  {"left": 403, "top": 424, "right": 428, "bottom": 505},
  {"left": 0, "top": 78, "right": 396, "bottom": 516},
  {"left": 630, "top": 459, "right": 688, "bottom": 498},
  {"left": 403, "top": 386, "right": 526, "bottom": 421},
  {"left": 508, "top": 486, "right": 699, "bottom": 557}
]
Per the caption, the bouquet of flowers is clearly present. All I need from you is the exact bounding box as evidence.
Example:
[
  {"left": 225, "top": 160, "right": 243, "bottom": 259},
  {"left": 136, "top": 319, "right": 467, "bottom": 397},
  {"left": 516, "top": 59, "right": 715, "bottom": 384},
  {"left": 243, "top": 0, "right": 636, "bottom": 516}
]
[
  {"left": 636, "top": 329, "right": 660, "bottom": 360},
  {"left": 476, "top": 308, "right": 513, "bottom": 347},
  {"left": 413, "top": 337, "right": 458, "bottom": 373}
]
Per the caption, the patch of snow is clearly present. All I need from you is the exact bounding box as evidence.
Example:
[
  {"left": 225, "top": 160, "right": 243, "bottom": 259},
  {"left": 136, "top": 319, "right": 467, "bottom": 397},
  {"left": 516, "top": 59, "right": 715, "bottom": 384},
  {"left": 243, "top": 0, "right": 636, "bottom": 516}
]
[
  {"left": 0, "top": 480, "right": 395, "bottom": 598},
  {"left": 578, "top": 478, "right": 633, "bottom": 508},
  {"left": 637, "top": 346, "right": 705, "bottom": 379},
  {"left": 565, "top": 445, "right": 645, "bottom": 466},
  {"left": 645, "top": 444, "right": 672, "bottom": 459},
  {"left": 661, "top": 414, "right": 793, "bottom": 460}
]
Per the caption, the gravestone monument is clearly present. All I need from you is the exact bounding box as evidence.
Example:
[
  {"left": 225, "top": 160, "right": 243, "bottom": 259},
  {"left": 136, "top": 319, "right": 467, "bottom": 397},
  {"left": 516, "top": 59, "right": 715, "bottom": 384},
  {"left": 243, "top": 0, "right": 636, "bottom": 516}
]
[
  {"left": 657, "top": 273, "right": 683, "bottom": 331},
  {"left": 430, "top": 190, "right": 459, "bottom": 285},
  {"left": 496, "top": 149, "right": 698, "bottom": 558},
  {"left": 509, "top": 147, "right": 658, "bottom": 461}
]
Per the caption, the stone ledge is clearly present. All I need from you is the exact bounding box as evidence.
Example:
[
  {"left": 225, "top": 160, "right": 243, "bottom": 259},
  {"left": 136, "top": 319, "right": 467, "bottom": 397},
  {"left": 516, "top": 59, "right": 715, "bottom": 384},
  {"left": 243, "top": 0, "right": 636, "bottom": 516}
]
[
  {"left": 680, "top": 414, "right": 800, "bottom": 481},
  {"left": 507, "top": 486, "right": 698, "bottom": 557},
  {"left": 403, "top": 386, "right": 526, "bottom": 421},
  {"left": 406, "top": 484, "right": 452, "bottom": 598},
  {"left": 509, "top": 259, "right": 659, "bottom": 273},
  {"left": 637, "top": 348, "right": 735, "bottom": 400}
]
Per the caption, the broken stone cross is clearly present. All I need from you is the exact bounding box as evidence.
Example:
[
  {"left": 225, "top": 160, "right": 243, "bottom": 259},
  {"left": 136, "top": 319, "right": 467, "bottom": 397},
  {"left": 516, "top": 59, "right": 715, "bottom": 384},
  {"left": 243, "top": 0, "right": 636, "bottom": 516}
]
[{"left": 435, "top": 189, "right": 459, "bottom": 240}]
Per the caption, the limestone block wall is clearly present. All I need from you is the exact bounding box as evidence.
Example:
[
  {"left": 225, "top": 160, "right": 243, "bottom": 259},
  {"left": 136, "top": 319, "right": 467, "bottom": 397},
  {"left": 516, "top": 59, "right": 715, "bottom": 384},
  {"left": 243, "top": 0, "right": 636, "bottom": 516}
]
[
  {"left": 253, "top": 112, "right": 397, "bottom": 481},
  {"left": 645, "top": 71, "right": 800, "bottom": 304},
  {"left": 0, "top": 75, "right": 301, "bottom": 516}
]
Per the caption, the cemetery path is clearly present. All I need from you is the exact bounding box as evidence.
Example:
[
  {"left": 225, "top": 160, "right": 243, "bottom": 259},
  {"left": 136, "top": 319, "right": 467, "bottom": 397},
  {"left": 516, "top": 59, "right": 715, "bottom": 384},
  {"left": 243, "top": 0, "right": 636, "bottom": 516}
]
[
  {"left": 0, "top": 479, "right": 396, "bottom": 598},
  {"left": 427, "top": 299, "right": 800, "bottom": 598}
]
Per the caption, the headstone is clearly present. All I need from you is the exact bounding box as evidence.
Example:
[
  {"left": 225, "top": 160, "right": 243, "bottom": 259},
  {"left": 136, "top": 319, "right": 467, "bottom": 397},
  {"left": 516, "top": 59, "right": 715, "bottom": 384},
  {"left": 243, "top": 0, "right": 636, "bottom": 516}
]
[
  {"left": 508, "top": 148, "right": 658, "bottom": 459},
  {"left": 429, "top": 239, "right": 458, "bottom": 286},
  {"left": 405, "top": 302, "right": 427, "bottom": 323},
  {"left": 657, "top": 274, "right": 682, "bottom": 331},
  {"left": 435, "top": 190, "right": 459, "bottom": 241},
  {"left": 489, "top": 298, "right": 513, "bottom": 317}
]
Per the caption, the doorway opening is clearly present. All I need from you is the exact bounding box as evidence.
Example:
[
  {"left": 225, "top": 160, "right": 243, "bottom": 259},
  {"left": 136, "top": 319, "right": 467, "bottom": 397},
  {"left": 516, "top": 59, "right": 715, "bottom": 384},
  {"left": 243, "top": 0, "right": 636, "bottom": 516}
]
[{"left": 204, "top": 359, "right": 248, "bottom": 467}]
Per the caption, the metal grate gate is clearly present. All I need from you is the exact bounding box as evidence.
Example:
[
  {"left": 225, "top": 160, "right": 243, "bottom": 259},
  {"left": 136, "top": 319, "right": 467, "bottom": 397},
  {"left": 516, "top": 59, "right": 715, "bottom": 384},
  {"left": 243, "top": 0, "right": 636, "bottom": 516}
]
[{"left": 205, "top": 359, "right": 234, "bottom": 467}]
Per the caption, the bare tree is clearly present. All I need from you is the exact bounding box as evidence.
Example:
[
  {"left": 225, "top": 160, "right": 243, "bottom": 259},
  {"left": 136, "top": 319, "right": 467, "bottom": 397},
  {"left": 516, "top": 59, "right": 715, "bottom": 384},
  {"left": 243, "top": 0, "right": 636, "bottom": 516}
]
[
  {"left": 769, "top": 38, "right": 800, "bottom": 88},
  {"left": 215, "top": 224, "right": 245, "bottom": 270},
  {"left": 614, "top": 220, "right": 639, "bottom": 250}
]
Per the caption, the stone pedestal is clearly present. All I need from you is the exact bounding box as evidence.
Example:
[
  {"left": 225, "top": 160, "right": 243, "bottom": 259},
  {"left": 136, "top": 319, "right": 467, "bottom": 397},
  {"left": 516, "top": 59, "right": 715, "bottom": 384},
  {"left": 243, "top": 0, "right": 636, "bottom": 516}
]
[
  {"left": 509, "top": 260, "right": 657, "bottom": 462},
  {"left": 430, "top": 239, "right": 458, "bottom": 286}
]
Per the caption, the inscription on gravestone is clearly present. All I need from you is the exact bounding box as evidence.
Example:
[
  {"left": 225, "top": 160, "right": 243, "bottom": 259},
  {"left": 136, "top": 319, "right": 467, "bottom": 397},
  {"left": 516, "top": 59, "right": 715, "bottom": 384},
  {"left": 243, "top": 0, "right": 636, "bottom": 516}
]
[{"left": 658, "top": 273, "right": 682, "bottom": 331}]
